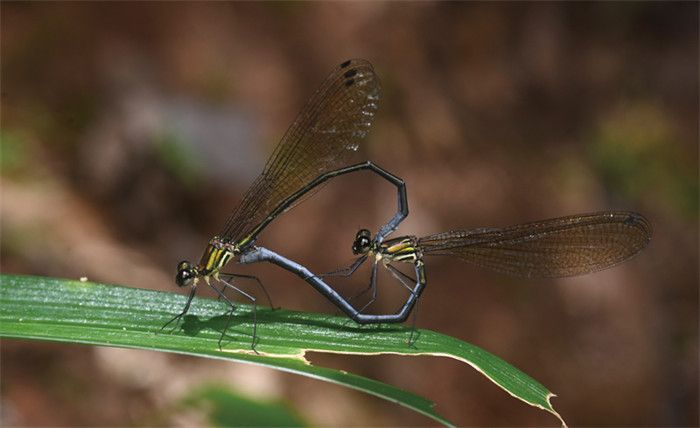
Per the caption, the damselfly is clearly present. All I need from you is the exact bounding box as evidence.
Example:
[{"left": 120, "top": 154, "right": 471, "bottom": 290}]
[
  {"left": 323, "top": 211, "right": 652, "bottom": 339},
  {"left": 164, "top": 59, "right": 409, "bottom": 349}
]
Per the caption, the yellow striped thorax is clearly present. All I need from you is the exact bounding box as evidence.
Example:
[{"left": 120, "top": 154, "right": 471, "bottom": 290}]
[
  {"left": 380, "top": 236, "right": 421, "bottom": 263},
  {"left": 196, "top": 236, "right": 240, "bottom": 277},
  {"left": 351, "top": 229, "right": 421, "bottom": 264}
]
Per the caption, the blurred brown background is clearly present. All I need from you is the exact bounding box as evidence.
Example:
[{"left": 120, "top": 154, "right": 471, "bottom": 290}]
[{"left": 1, "top": 2, "right": 698, "bottom": 427}]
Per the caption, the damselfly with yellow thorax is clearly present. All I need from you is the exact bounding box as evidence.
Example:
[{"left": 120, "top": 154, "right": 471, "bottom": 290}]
[{"left": 164, "top": 59, "right": 409, "bottom": 350}]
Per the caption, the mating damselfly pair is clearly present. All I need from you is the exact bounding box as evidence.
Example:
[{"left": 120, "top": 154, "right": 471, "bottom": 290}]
[{"left": 163, "top": 59, "right": 652, "bottom": 350}]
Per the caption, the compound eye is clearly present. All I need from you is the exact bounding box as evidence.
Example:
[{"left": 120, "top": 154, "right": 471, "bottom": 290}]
[
  {"left": 175, "top": 261, "right": 194, "bottom": 287},
  {"left": 352, "top": 229, "right": 373, "bottom": 255},
  {"left": 356, "top": 229, "right": 372, "bottom": 240}
]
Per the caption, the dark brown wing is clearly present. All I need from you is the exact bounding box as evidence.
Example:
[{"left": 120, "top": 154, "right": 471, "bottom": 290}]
[
  {"left": 220, "top": 59, "right": 381, "bottom": 245},
  {"left": 417, "top": 211, "right": 652, "bottom": 277}
]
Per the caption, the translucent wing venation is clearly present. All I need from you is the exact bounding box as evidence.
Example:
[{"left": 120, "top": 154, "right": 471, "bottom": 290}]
[
  {"left": 417, "top": 211, "right": 652, "bottom": 277},
  {"left": 220, "top": 59, "right": 381, "bottom": 245}
]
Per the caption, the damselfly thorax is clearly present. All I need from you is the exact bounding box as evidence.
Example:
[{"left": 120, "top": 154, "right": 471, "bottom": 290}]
[
  {"left": 176, "top": 237, "right": 243, "bottom": 286},
  {"left": 378, "top": 236, "right": 422, "bottom": 263},
  {"left": 197, "top": 237, "right": 240, "bottom": 276}
]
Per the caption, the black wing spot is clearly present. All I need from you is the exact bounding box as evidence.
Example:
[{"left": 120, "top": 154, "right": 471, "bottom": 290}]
[
  {"left": 623, "top": 212, "right": 653, "bottom": 239},
  {"left": 344, "top": 69, "right": 358, "bottom": 78},
  {"left": 624, "top": 213, "right": 647, "bottom": 228},
  {"left": 344, "top": 79, "right": 355, "bottom": 87},
  {"left": 340, "top": 60, "right": 352, "bottom": 68},
  {"left": 623, "top": 214, "right": 638, "bottom": 226}
]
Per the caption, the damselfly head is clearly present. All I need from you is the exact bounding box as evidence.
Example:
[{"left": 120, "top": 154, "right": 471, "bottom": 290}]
[
  {"left": 176, "top": 261, "right": 196, "bottom": 287},
  {"left": 352, "top": 229, "right": 373, "bottom": 255}
]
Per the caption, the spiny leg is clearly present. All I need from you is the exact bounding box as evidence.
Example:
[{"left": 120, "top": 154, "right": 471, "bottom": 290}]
[
  {"left": 159, "top": 285, "right": 198, "bottom": 334},
  {"left": 385, "top": 263, "right": 420, "bottom": 346},
  {"left": 355, "top": 262, "right": 380, "bottom": 315},
  {"left": 212, "top": 277, "right": 259, "bottom": 353},
  {"left": 316, "top": 255, "right": 369, "bottom": 317},
  {"left": 340, "top": 258, "right": 379, "bottom": 308},
  {"left": 406, "top": 298, "right": 420, "bottom": 347},
  {"left": 337, "top": 262, "right": 379, "bottom": 328},
  {"left": 318, "top": 255, "right": 368, "bottom": 278},
  {"left": 384, "top": 263, "right": 417, "bottom": 293},
  {"left": 220, "top": 272, "right": 275, "bottom": 309}
]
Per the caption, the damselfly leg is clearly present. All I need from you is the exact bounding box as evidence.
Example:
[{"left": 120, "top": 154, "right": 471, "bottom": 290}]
[
  {"left": 317, "top": 255, "right": 368, "bottom": 278},
  {"left": 317, "top": 255, "right": 372, "bottom": 308},
  {"left": 385, "top": 263, "right": 418, "bottom": 293},
  {"left": 213, "top": 276, "right": 258, "bottom": 352},
  {"left": 385, "top": 263, "right": 422, "bottom": 346},
  {"left": 217, "top": 272, "right": 275, "bottom": 310},
  {"left": 160, "top": 285, "right": 198, "bottom": 334}
]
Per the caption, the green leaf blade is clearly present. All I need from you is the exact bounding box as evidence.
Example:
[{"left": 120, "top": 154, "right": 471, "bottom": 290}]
[{"left": 0, "top": 274, "right": 564, "bottom": 426}]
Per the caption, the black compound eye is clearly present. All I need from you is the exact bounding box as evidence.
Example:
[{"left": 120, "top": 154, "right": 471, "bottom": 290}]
[
  {"left": 352, "top": 229, "right": 373, "bottom": 255},
  {"left": 357, "top": 229, "right": 371, "bottom": 240},
  {"left": 176, "top": 261, "right": 195, "bottom": 287}
]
